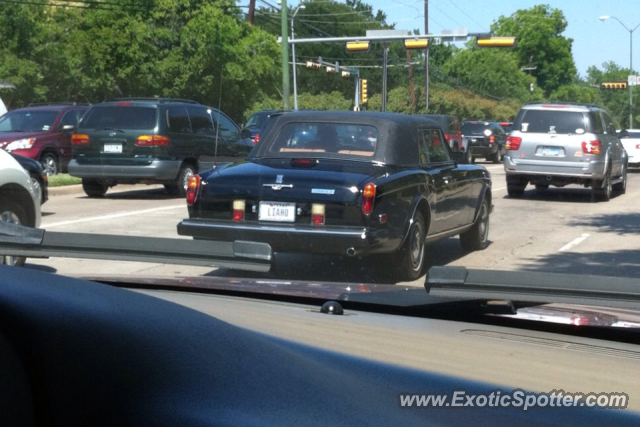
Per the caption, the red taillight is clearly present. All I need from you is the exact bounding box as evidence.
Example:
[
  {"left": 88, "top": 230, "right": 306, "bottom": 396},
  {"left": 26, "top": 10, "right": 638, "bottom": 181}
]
[
  {"left": 115, "top": 101, "right": 132, "bottom": 106},
  {"left": 500, "top": 122, "right": 510, "bottom": 126},
  {"left": 254, "top": 134, "right": 260, "bottom": 145},
  {"left": 636, "top": 144, "right": 640, "bottom": 149},
  {"left": 232, "top": 200, "right": 245, "bottom": 221},
  {"left": 570, "top": 316, "right": 590, "bottom": 326},
  {"left": 444, "top": 134, "right": 451, "bottom": 142},
  {"left": 136, "top": 135, "right": 171, "bottom": 146},
  {"left": 582, "top": 140, "right": 601, "bottom": 154},
  {"left": 362, "top": 183, "right": 376, "bottom": 215},
  {"left": 71, "top": 134, "right": 90, "bottom": 145},
  {"left": 311, "top": 204, "right": 325, "bottom": 225},
  {"left": 505, "top": 136, "right": 522, "bottom": 150},
  {"left": 489, "top": 135, "right": 496, "bottom": 144},
  {"left": 186, "top": 175, "right": 200, "bottom": 206},
  {"left": 291, "top": 158, "right": 315, "bottom": 168}
]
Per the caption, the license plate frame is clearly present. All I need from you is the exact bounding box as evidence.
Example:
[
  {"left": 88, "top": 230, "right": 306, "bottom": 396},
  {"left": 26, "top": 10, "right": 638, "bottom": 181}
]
[
  {"left": 104, "top": 143, "right": 123, "bottom": 154},
  {"left": 259, "top": 202, "right": 296, "bottom": 222},
  {"left": 539, "top": 146, "right": 560, "bottom": 156}
]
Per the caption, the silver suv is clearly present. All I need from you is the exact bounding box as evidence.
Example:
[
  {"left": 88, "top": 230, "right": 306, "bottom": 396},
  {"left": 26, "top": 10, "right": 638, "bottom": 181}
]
[{"left": 504, "top": 102, "right": 628, "bottom": 202}]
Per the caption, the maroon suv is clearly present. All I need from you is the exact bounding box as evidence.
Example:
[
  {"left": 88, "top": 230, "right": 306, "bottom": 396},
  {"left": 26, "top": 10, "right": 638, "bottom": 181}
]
[{"left": 0, "top": 103, "right": 89, "bottom": 175}]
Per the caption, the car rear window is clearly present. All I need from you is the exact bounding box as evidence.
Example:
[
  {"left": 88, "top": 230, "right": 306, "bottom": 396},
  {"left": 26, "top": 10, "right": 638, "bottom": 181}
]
[
  {"left": 462, "top": 122, "right": 489, "bottom": 134},
  {"left": 518, "top": 110, "right": 588, "bottom": 134},
  {"left": 80, "top": 106, "right": 157, "bottom": 130},
  {"left": 267, "top": 123, "right": 377, "bottom": 158}
]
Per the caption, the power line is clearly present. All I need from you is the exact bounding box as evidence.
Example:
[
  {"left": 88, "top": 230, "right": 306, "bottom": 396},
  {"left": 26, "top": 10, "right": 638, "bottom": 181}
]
[{"left": 444, "top": 0, "right": 487, "bottom": 31}]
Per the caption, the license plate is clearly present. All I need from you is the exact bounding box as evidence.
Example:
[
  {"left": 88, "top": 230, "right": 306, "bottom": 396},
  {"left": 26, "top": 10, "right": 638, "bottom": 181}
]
[
  {"left": 104, "top": 143, "right": 122, "bottom": 153},
  {"left": 540, "top": 147, "right": 560, "bottom": 156},
  {"left": 259, "top": 202, "right": 296, "bottom": 222}
]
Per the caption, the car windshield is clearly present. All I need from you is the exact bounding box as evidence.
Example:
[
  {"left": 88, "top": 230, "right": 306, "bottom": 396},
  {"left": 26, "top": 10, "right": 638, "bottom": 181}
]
[
  {"left": 0, "top": 110, "right": 59, "bottom": 132},
  {"left": 462, "top": 122, "right": 489, "bottom": 134},
  {"left": 266, "top": 122, "right": 377, "bottom": 157},
  {"left": 245, "top": 112, "right": 271, "bottom": 129},
  {"left": 518, "top": 110, "right": 588, "bottom": 134},
  {"left": 80, "top": 106, "right": 157, "bottom": 130}
]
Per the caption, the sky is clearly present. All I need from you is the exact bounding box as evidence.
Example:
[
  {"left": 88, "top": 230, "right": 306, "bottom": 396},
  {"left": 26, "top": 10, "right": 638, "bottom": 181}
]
[{"left": 292, "top": 0, "right": 640, "bottom": 79}]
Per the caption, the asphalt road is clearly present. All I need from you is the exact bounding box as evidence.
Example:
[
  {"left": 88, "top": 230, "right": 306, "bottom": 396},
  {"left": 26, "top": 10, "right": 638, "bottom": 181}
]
[{"left": 26, "top": 162, "right": 640, "bottom": 287}]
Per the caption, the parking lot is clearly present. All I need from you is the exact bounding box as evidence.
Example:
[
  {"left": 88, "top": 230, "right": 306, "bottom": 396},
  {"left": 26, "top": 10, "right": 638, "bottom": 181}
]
[{"left": 25, "top": 162, "right": 640, "bottom": 287}]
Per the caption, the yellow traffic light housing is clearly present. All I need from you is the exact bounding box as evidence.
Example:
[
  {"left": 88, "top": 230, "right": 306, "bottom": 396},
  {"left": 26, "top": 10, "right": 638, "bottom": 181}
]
[
  {"left": 360, "top": 79, "right": 368, "bottom": 104},
  {"left": 341, "top": 71, "right": 351, "bottom": 78},
  {"left": 601, "top": 82, "right": 628, "bottom": 89},
  {"left": 476, "top": 36, "right": 516, "bottom": 48},
  {"left": 404, "top": 39, "right": 429, "bottom": 50},
  {"left": 346, "top": 41, "right": 371, "bottom": 53},
  {"left": 305, "top": 61, "right": 322, "bottom": 70}
]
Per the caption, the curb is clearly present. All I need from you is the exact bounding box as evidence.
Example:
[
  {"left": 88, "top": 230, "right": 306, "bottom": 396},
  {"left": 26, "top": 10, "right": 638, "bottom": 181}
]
[{"left": 48, "top": 184, "right": 84, "bottom": 197}]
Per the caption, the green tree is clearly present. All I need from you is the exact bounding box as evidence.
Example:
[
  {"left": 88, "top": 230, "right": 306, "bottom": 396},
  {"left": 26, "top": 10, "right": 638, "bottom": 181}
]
[
  {"left": 491, "top": 5, "right": 577, "bottom": 94},
  {"left": 587, "top": 61, "right": 638, "bottom": 128},
  {"left": 549, "top": 85, "right": 598, "bottom": 104}
]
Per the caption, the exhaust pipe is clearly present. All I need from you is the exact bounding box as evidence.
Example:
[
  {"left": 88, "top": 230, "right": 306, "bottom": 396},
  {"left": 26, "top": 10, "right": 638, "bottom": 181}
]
[{"left": 346, "top": 248, "right": 356, "bottom": 257}]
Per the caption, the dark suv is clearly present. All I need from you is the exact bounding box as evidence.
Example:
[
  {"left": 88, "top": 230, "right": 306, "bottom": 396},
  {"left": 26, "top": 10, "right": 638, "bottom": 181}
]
[
  {"left": 424, "top": 114, "right": 463, "bottom": 152},
  {"left": 0, "top": 103, "right": 89, "bottom": 175},
  {"left": 68, "top": 98, "right": 251, "bottom": 197},
  {"left": 462, "top": 120, "right": 507, "bottom": 163}
]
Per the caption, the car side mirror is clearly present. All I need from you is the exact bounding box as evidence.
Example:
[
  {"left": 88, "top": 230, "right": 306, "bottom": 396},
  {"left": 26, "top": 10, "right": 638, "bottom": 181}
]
[
  {"left": 450, "top": 151, "right": 465, "bottom": 164},
  {"left": 241, "top": 128, "right": 252, "bottom": 139}
]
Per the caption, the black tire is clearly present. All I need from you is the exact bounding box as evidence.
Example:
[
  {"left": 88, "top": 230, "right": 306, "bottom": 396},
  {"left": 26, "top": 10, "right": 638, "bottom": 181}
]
[
  {"left": 460, "top": 197, "right": 490, "bottom": 252},
  {"left": 464, "top": 149, "right": 472, "bottom": 164},
  {"left": 82, "top": 179, "right": 108, "bottom": 198},
  {"left": 535, "top": 184, "right": 549, "bottom": 191},
  {"left": 613, "top": 164, "right": 627, "bottom": 194},
  {"left": 40, "top": 152, "right": 59, "bottom": 176},
  {"left": 507, "top": 185, "right": 525, "bottom": 197},
  {"left": 393, "top": 211, "right": 427, "bottom": 282},
  {"left": 0, "top": 200, "right": 30, "bottom": 267},
  {"left": 592, "top": 164, "right": 612, "bottom": 202},
  {"left": 171, "top": 163, "right": 196, "bottom": 198},
  {"left": 491, "top": 149, "right": 501, "bottom": 164}
]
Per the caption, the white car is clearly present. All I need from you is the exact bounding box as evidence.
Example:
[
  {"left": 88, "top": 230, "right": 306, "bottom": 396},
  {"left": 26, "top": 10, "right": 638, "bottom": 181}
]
[
  {"left": 618, "top": 129, "right": 640, "bottom": 167},
  {"left": 0, "top": 148, "right": 42, "bottom": 266}
]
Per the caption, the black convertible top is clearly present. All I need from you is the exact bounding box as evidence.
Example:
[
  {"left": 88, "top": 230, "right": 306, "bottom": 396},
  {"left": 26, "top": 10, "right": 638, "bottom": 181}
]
[{"left": 249, "top": 111, "right": 441, "bottom": 165}]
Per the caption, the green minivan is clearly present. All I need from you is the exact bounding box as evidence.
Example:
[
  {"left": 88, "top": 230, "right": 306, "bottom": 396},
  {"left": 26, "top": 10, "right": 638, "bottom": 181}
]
[{"left": 68, "top": 98, "right": 252, "bottom": 197}]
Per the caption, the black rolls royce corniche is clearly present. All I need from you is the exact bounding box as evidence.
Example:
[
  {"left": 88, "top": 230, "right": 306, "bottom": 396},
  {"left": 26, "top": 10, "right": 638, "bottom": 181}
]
[{"left": 178, "top": 111, "right": 493, "bottom": 281}]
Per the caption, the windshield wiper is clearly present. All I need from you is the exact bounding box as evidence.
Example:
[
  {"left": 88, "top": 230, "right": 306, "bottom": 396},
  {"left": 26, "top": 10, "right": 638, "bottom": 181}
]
[
  {"left": 101, "top": 127, "right": 126, "bottom": 133},
  {"left": 425, "top": 266, "right": 640, "bottom": 311},
  {"left": 0, "top": 221, "right": 272, "bottom": 272}
]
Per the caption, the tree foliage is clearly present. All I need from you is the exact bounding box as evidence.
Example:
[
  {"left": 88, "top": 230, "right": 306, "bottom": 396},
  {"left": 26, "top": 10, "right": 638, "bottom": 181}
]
[{"left": 491, "top": 4, "right": 576, "bottom": 94}]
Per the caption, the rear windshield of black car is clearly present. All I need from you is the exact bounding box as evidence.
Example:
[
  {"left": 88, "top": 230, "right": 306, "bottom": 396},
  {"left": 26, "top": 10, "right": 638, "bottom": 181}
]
[
  {"left": 517, "top": 110, "right": 588, "bottom": 134},
  {"left": 266, "top": 123, "right": 378, "bottom": 158},
  {"left": 80, "top": 106, "right": 157, "bottom": 130},
  {"left": 246, "top": 112, "right": 271, "bottom": 129},
  {"left": 462, "top": 122, "right": 489, "bottom": 135}
]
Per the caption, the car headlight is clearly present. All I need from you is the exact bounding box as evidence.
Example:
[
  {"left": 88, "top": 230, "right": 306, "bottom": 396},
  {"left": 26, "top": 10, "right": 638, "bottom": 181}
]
[{"left": 5, "top": 138, "right": 36, "bottom": 152}]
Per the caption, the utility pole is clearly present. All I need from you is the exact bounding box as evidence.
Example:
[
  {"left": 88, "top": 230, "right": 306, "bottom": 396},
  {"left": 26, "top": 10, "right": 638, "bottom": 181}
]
[
  {"left": 248, "top": 0, "right": 256, "bottom": 24},
  {"left": 424, "top": 0, "right": 429, "bottom": 112},
  {"left": 281, "top": 0, "right": 290, "bottom": 110},
  {"left": 406, "top": 50, "right": 416, "bottom": 113},
  {"left": 382, "top": 43, "right": 388, "bottom": 112}
]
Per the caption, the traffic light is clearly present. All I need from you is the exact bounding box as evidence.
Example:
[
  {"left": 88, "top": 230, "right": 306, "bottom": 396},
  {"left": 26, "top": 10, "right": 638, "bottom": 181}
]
[
  {"left": 341, "top": 71, "right": 351, "bottom": 78},
  {"left": 601, "top": 82, "right": 628, "bottom": 89},
  {"left": 326, "top": 66, "right": 336, "bottom": 73},
  {"left": 305, "top": 61, "right": 322, "bottom": 70},
  {"left": 346, "top": 41, "right": 370, "bottom": 53},
  {"left": 476, "top": 36, "right": 516, "bottom": 48},
  {"left": 404, "top": 39, "right": 429, "bottom": 50},
  {"left": 360, "top": 79, "right": 368, "bottom": 104}
]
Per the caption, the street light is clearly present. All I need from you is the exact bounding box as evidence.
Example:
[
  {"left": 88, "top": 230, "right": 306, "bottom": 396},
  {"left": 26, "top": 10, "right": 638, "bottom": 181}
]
[
  {"left": 291, "top": 5, "right": 305, "bottom": 110},
  {"left": 600, "top": 15, "right": 640, "bottom": 128}
]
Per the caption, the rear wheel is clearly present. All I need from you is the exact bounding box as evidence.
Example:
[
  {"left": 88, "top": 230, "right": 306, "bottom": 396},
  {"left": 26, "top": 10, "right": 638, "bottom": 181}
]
[
  {"left": 464, "top": 148, "right": 472, "bottom": 164},
  {"left": 592, "top": 164, "right": 612, "bottom": 202},
  {"left": 491, "top": 149, "right": 501, "bottom": 164},
  {"left": 507, "top": 185, "right": 525, "bottom": 197},
  {"left": 169, "top": 163, "right": 196, "bottom": 198},
  {"left": 460, "top": 197, "right": 490, "bottom": 252},
  {"left": 0, "top": 200, "right": 29, "bottom": 267},
  {"left": 40, "top": 152, "right": 59, "bottom": 176},
  {"left": 393, "top": 211, "right": 426, "bottom": 282},
  {"left": 535, "top": 184, "right": 549, "bottom": 191},
  {"left": 82, "top": 179, "right": 108, "bottom": 198}
]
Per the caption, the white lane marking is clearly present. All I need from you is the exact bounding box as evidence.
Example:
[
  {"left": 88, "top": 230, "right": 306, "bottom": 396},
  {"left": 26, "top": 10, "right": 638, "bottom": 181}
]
[
  {"left": 559, "top": 233, "right": 590, "bottom": 252},
  {"left": 43, "top": 205, "right": 185, "bottom": 229},
  {"left": 485, "top": 165, "right": 505, "bottom": 170},
  {"left": 493, "top": 186, "right": 507, "bottom": 191}
]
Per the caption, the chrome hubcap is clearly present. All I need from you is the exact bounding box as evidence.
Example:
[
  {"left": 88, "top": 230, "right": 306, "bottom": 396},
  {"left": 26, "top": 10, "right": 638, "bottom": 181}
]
[
  {"left": 0, "top": 210, "right": 21, "bottom": 266},
  {"left": 42, "top": 156, "right": 57, "bottom": 176},
  {"left": 409, "top": 221, "right": 424, "bottom": 270}
]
